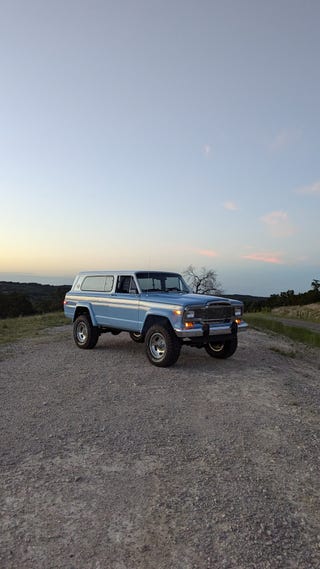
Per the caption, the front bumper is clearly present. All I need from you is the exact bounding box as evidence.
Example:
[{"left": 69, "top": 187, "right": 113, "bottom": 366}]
[{"left": 174, "top": 320, "right": 248, "bottom": 338}]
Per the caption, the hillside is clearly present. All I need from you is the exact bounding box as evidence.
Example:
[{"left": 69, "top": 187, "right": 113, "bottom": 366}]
[
  {"left": 0, "top": 281, "right": 71, "bottom": 318},
  {"left": 0, "top": 281, "right": 71, "bottom": 301},
  {"left": 227, "top": 294, "right": 267, "bottom": 311}
]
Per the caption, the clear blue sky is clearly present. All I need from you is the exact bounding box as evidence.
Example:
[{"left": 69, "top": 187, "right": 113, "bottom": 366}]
[{"left": 1, "top": 0, "right": 319, "bottom": 295}]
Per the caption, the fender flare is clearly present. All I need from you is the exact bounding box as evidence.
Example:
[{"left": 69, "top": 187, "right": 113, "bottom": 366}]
[
  {"left": 141, "top": 312, "right": 174, "bottom": 335},
  {"left": 73, "top": 303, "right": 98, "bottom": 327}
]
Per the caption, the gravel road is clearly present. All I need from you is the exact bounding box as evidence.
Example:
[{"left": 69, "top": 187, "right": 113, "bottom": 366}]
[{"left": 1, "top": 326, "right": 320, "bottom": 569}]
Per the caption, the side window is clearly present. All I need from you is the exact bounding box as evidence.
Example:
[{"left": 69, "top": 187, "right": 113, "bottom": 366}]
[
  {"left": 116, "top": 276, "right": 137, "bottom": 294},
  {"left": 105, "top": 276, "right": 114, "bottom": 292},
  {"left": 81, "top": 276, "right": 106, "bottom": 292}
]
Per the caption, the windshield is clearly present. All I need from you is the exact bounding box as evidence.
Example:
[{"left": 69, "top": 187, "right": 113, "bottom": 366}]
[{"left": 136, "top": 272, "right": 190, "bottom": 293}]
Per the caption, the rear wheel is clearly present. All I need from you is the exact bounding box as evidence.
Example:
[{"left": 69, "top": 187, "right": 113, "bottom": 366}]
[
  {"left": 73, "top": 314, "right": 99, "bottom": 349},
  {"left": 145, "top": 325, "right": 181, "bottom": 367},
  {"left": 205, "top": 337, "right": 238, "bottom": 359}
]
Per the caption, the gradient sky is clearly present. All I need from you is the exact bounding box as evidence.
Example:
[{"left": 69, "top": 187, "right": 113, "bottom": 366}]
[{"left": 1, "top": 0, "right": 319, "bottom": 295}]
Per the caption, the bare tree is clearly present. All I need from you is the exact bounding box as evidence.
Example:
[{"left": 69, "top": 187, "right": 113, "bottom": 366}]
[{"left": 183, "top": 265, "right": 223, "bottom": 295}]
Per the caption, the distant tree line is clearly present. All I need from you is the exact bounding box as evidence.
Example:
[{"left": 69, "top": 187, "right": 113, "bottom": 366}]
[
  {"left": 243, "top": 279, "right": 320, "bottom": 312},
  {"left": 0, "top": 283, "right": 70, "bottom": 319}
]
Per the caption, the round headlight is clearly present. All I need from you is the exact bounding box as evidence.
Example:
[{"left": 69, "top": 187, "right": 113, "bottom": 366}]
[{"left": 186, "top": 310, "right": 195, "bottom": 318}]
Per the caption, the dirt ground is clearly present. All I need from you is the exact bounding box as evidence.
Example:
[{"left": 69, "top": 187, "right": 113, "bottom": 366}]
[{"left": 1, "top": 326, "right": 320, "bottom": 569}]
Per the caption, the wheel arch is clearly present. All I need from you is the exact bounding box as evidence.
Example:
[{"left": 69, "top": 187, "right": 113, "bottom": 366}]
[
  {"left": 142, "top": 314, "right": 174, "bottom": 336},
  {"left": 73, "top": 304, "right": 97, "bottom": 326}
]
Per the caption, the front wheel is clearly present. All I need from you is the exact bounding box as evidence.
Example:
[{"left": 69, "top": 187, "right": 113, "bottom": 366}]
[
  {"left": 73, "top": 315, "right": 99, "bottom": 349},
  {"left": 145, "top": 325, "right": 181, "bottom": 367},
  {"left": 205, "top": 337, "right": 238, "bottom": 359}
]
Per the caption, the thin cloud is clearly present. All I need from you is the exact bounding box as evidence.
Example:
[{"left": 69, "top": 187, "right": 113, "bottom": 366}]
[
  {"left": 197, "top": 249, "right": 218, "bottom": 258},
  {"left": 269, "top": 128, "right": 300, "bottom": 151},
  {"left": 295, "top": 180, "right": 320, "bottom": 195},
  {"left": 242, "top": 252, "right": 284, "bottom": 264},
  {"left": 261, "top": 210, "right": 295, "bottom": 237},
  {"left": 223, "top": 201, "right": 239, "bottom": 211}
]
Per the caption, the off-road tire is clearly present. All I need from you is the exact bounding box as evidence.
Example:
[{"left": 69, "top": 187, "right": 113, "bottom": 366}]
[
  {"left": 145, "top": 325, "right": 181, "bottom": 367},
  {"left": 73, "top": 315, "right": 99, "bottom": 349},
  {"left": 205, "top": 337, "right": 238, "bottom": 359}
]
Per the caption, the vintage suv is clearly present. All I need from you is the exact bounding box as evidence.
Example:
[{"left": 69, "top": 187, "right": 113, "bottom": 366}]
[{"left": 63, "top": 270, "right": 247, "bottom": 367}]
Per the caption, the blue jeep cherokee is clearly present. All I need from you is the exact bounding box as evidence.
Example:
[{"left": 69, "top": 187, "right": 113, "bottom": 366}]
[{"left": 64, "top": 270, "right": 247, "bottom": 367}]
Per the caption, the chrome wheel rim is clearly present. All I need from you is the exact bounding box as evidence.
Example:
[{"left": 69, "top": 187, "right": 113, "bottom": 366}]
[
  {"left": 149, "top": 332, "right": 166, "bottom": 360},
  {"left": 208, "top": 342, "right": 224, "bottom": 352},
  {"left": 77, "top": 322, "right": 88, "bottom": 344}
]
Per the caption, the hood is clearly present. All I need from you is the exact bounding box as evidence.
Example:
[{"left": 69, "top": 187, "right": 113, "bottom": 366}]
[{"left": 140, "top": 292, "right": 242, "bottom": 307}]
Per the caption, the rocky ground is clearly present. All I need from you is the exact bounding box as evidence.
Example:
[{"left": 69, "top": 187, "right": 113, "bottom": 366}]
[{"left": 1, "top": 326, "right": 320, "bottom": 569}]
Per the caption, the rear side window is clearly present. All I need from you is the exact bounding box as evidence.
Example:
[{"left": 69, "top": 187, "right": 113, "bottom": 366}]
[
  {"left": 81, "top": 275, "right": 114, "bottom": 292},
  {"left": 105, "top": 276, "right": 114, "bottom": 292}
]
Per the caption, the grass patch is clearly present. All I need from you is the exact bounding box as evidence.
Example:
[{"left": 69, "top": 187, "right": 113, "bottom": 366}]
[
  {"left": 246, "top": 313, "right": 320, "bottom": 349},
  {"left": 271, "top": 303, "right": 320, "bottom": 323},
  {"left": 0, "top": 312, "right": 70, "bottom": 345}
]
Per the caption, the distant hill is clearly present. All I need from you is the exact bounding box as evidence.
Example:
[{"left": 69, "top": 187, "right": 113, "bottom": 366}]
[
  {"left": 0, "top": 281, "right": 70, "bottom": 301},
  {"left": 227, "top": 294, "right": 267, "bottom": 302},
  {"left": 0, "top": 281, "right": 71, "bottom": 300},
  {"left": 227, "top": 294, "right": 267, "bottom": 311},
  {"left": 0, "top": 281, "right": 71, "bottom": 318}
]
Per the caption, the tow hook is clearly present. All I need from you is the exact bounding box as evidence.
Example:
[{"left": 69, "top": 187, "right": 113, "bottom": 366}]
[{"left": 202, "top": 323, "right": 210, "bottom": 343}]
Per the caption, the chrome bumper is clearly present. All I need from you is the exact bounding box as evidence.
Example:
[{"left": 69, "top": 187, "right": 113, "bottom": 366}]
[{"left": 174, "top": 320, "right": 248, "bottom": 338}]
